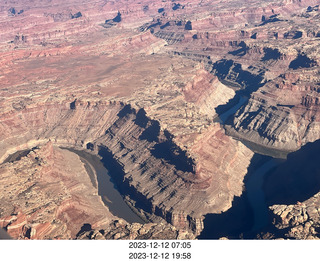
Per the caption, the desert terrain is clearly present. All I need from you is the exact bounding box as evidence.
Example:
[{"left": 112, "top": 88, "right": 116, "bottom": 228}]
[{"left": 1, "top": 0, "right": 320, "bottom": 240}]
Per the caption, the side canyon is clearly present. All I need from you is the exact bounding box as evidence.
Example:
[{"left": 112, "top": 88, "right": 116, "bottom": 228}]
[{"left": 1, "top": 0, "right": 320, "bottom": 240}]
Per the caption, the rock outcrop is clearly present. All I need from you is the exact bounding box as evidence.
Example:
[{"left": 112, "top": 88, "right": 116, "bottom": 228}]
[
  {"left": 0, "top": 142, "right": 114, "bottom": 239},
  {"left": 226, "top": 70, "right": 320, "bottom": 152},
  {"left": 1, "top": 0, "right": 320, "bottom": 240},
  {"left": 269, "top": 198, "right": 320, "bottom": 239},
  {"left": 77, "top": 220, "right": 195, "bottom": 240},
  {"left": 182, "top": 69, "right": 235, "bottom": 117},
  {"left": 262, "top": 139, "right": 320, "bottom": 239},
  {"left": 0, "top": 99, "right": 253, "bottom": 235}
]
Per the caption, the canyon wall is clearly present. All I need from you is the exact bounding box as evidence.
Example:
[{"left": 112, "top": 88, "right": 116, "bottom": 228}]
[
  {"left": 0, "top": 98, "right": 253, "bottom": 236},
  {"left": 227, "top": 70, "right": 320, "bottom": 152},
  {"left": 0, "top": 142, "right": 114, "bottom": 239},
  {"left": 1, "top": 0, "right": 320, "bottom": 240},
  {"left": 261, "top": 140, "right": 320, "bottom": 239}
]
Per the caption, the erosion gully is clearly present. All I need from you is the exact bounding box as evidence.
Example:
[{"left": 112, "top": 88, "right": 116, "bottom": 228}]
[{"left": 0, "top": 95, "right": 291, "bottom": 239}]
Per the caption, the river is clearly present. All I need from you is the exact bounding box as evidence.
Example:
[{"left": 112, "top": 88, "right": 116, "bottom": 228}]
[
  {"left": 0, "top": 228, "right": 11, "bottom": 240},
  {"left": 218, "top": 96, "right": 248, "bottom": 123},
  {"left": 217, "top": 95, "right": 287, "bottom": 233},
  {"left": 54, "top": 148, "right": 284, "bottom": 235},
  {"left": 245, "top": 158, "right": 281, "bottom": 232},
  {"left": 0, "top": 94, "right": 291, "bottom": 238},
  {"left": 64, "top": 149, "right": 145, "bottom": 224},
  {"left": 0, "top": 147, "right": 145, "bottom": 239}
]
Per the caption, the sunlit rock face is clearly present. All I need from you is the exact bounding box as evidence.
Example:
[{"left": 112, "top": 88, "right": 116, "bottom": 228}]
[
  {"left": 227, "top": 70, "right": 320, "bottom": 152},
  {"left": 0, "top": 142, "right": 114, "bottom": 239},
  {"left": 1, "top": 0, "right": 320, "bottom": 239},
  {"left": 0, "top": 99, "right": 253, "bottom": 237}
]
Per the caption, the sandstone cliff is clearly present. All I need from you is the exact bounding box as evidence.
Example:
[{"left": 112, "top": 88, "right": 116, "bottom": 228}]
[
  {"left": 0, "top": 142, "right": 114, "bottom": 239},
  {"left": 1, "top": 0, "right": 320, "bottom": 240},
  {"left": 0, "top": 99, "right": 253, "bottom": 235},
  {"left": 262, "top": 139, "right": 320, "bottom": 239},
  {"left": 227, "top": 70, "right": 320, "bottom": 152}
]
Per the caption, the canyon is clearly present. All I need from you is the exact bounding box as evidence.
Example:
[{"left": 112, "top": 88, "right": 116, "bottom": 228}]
[{"left": 1, "top": 0, "right": 320, "bottom": 240}]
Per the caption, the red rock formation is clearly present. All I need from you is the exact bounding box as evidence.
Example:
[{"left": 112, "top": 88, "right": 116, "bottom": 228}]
[
  {"left": 0, "top": 142, "right": 114, "bottom": 239},
  {"left": 227, "top": 69, "right": 320, "bottom": 151},
  {"left": 182, "top": 69, "right": 235, "bottom": 117},
  {"left": 0, "top": 99, "right": 253, "bottom": 235},
  {"left": 1, "top": 0, "right": 320, "bottom": 240}
]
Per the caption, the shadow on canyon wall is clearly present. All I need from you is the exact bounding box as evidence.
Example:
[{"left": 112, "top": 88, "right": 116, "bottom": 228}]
[
  {"left": 97, "top": 145, "right": 154, "bottom": 215},
  {"left": 0, "top": 228, "right": 12, "bottom": 240},
  {"left": 213, "top": 59, "right": 265, "bottom": 93},
  {"left": 150, "top": 140, "right": 194, "bottom": 173},
  {"left": 264, "top": 139, "right": 320, "bottom": 206},
  {"left": 289, "top": 53, "right": 317, "bottom": 69},
  {"left": 198, "top": 194, "right": 254, "bottom": 239},
  {"left": 261, "top": 47, "right": 282, "bottom": 61},
  {"left": 213, "top": 59, "right": 265, "bottom": 121},
  {"left": 120, "top": 106, "right": 195, "bottom": 174},
  {"left": 199, "top": 140, "right": 320, "bottom": 239},
  {"left": 76, "top": 223, "right": 92, "bottom": 237},
  {"left": 198, "top": 154, "right": 273, "bottom": 239}
]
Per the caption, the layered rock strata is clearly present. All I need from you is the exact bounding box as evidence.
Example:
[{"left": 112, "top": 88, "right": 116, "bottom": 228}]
[
  {"left": 227, "top": 70, "right": 320, "bottom": 152},
  {"left": 77, "top": 220, "right": 195, "bottom": 240},
  {"left": 182, "top": 70, "right": 235, "bottom": 117},
  {"left": 0, "top": 99, "right": 253, "bottom": 235},
  {"left": 2, "top": 0, "right": 320, "bottom": 157},
  {"left": 1, "top": 0, "right": 320, "bottom": 240},
  {"left": 0, "top": 142, "right": 114, "bottom": 239},
  {"left": 262, "top": 139, "right": 320, "bottom": 239},
  {"left": 269, "top": 197, "right": 320, "bottom": 239},
  {"left": 0, "top": 140, "right": 194, "bottom": 240}
]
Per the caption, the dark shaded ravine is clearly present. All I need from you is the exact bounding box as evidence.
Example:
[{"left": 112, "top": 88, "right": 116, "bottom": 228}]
[
  {"left": 198, "top": 153, "right": 283, "bottom": 239},
  {"left": 214, "top": 95, "right": 248, "bottom": 124},
  {"left": 2, "top": 149, "right": 32, "bottom": 163},
  {"left": 66, "top": 148, "right": 145, "bottom": 224},
  {"left": 199, "top": 139, "right": 320, "bottom": 239},
  {"left": 0, "top": 228, "right": 11, "bottom": 240},
  {"left": 245, "top": 158, "right": 282, "bottom": 233},
  {"left": 264, "top": 139, "right": 320, "bottom": 206}
]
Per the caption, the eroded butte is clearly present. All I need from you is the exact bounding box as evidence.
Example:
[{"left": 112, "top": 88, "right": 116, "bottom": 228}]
[{"left": 1, "top": 0, "right": 320, "bottom": 240}]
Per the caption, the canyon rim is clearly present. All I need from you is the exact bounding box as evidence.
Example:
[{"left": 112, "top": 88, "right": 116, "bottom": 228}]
[{"left": 1, "top": 0, "right": 320, "bottom": 241}]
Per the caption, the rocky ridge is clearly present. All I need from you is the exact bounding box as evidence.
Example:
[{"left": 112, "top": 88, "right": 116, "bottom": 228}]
[
  {"left": 0, "top": 142, "right": 114, "bottom": 239},
  {"left": 269, "top": 197, "right": 320, "bottom": 239},
  {"left": 227, "top": 69, "right": 320, "bottom": 152},
  {"left": 0, "top": 98, "right": 253, "bottom": 236},
  {"left": 1, "top": 0, "right": 320, "bottom": 240},
  {"left": 261, "top": 139, "right": 320, "bottom": 239},
  {"left": 77, "top": 220, "right": 195, "bottom": 240}
]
